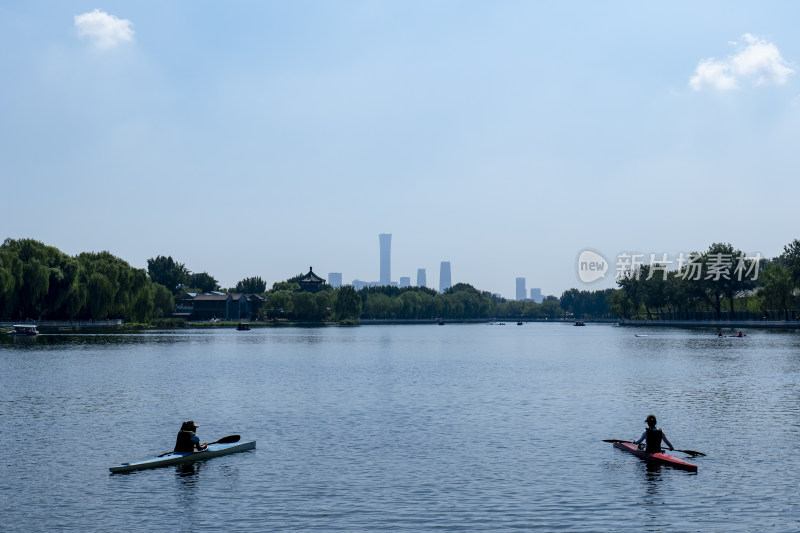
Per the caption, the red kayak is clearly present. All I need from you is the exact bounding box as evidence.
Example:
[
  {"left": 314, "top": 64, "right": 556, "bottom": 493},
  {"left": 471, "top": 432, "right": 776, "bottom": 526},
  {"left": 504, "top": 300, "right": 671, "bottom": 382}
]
[{"left": 613, "top": 441, "right": 698, "bottom": 472}]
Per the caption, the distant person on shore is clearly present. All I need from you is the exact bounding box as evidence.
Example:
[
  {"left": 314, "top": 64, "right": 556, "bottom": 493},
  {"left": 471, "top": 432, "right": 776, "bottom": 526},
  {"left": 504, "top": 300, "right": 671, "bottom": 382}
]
[
  {"left": 633, "top": 414, "right": 674, "bottom": 453},
  {"left": 174, "top": 420, "right": 207, "bottom": 453}
]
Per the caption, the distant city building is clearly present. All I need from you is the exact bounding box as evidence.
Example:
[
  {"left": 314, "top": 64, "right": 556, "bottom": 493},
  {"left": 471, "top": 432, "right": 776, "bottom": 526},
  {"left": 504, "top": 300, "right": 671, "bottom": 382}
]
[
  {"left": 399, "top": 276, "right": 411, "bottom": 288},
  {"left": 439, "top": 261, "right": 451, "bottom": 292},
  {"left": 379, "top": 233, "right": 391, "bottom": 286},
  {"left": 530, "top": 288, "right": 543, "bottom": 303},
  {"left": 352, "top": 279, "right": 386, "bottom": 290},
  {"left": 417, "top": 268, "right": 427, "bottom": 287},
  {"left": 516, "top": 277, "right": 527, "bottom": 301},
  {"left": 492, "top": 293, "right": 502, "bottom": 299},
  {"left": 328, "top": 273, "right": 342, "bottom": 288}
]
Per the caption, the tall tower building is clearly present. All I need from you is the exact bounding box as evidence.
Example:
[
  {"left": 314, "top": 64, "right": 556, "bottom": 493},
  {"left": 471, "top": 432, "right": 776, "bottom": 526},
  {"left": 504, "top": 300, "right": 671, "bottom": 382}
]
[
  {"left": 439, "top": 261, "right": 451, "bottom": 293},
  {"left": 328, "top": 273, "right": 342, "bottom": 288},
  {"left": 399, "top": 277, "right": 411, "bottom": 288},
  {"left": 530, "top": 288, "right": 543, "bottom": 303},
  {"left": 516, "top": 277, "right": 527, "bottom": 301},
  {"left": 417, "top": 268, "right": 427, "bottom": 287},
  {"left": 379, "top": 233, "right": 391, "bottom": 286}
]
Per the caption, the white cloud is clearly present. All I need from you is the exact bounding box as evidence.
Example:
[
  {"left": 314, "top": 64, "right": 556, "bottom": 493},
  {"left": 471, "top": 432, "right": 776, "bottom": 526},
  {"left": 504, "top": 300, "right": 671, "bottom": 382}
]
[
  {"left": 689, "top": 34, "right": 794, "bottom": 92},
  {"left": 74, "top": 9, "right": 134, "bottom": 50},
  {"left": 690, "top": 58, "right": 738, "bottom": 91}
]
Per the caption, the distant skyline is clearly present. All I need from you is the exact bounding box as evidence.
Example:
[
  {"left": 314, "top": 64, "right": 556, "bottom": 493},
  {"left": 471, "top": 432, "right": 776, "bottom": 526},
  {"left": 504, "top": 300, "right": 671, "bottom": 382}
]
[
  {"left": 516, "top": 278, "right": 527, "bottom": 302},
  {"left": 2, "top": 3, "right": 799, "bottom": 298},
  {"left": 439, "top": 262, "right": 452, "bottom": 293},
  {"left": 379, "top": 234, "right": 392, "bottom": 286}
]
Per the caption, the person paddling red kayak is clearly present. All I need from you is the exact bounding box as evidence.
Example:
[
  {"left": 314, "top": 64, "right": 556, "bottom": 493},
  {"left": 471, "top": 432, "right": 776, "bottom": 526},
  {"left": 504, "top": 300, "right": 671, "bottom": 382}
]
[
  {"left": 633, "top": 414, "right": 674, "bottom": 453},
  {"left": 604, "top": 414, "right": 701, "bottom": 471}
]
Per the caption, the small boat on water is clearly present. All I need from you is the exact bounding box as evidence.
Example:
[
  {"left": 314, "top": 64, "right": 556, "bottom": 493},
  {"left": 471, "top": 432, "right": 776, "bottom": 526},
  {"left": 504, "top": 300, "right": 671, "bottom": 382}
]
[
  {"left": 109, "top": 439, "right": 256, "bottom": 473},
  {"left": 574, "top": 321, "right": 585, "bottom": 326},
  {"left": 612, "top": 441, "right": 697, "bottom": 472},
  {"left": 236, "top": 322, "right": 251, "bottom": 331},
  {"left": 7, "top": 325, "right": 39, "bottom": 336}
]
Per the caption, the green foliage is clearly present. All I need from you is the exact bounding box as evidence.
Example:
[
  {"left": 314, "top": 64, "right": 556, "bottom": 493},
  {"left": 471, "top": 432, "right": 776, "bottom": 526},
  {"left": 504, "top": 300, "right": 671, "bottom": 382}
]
[
  {"left": 364, "top": 292, "right": 403, "bottom": 318},
  {"left": 152, "top": 284, "right": 175, "bottom": 318},
  {"left": 264, "top": 290, "right": 294, "bottom": 318},
  {"left": 608, "top": 289, "right": 632, "bottom": 318},
  {"left": 559, "top": 288, "right": 614, "bottom": 318},
  {"left": 146, "top": 255, "right": 190, "bottom": 295},
  {"left": 292, "top": 291, "right": 331, "bottom": 321},
  {"left": 613, "top": 241, "right": 790, "bottom": 319},
  {"left": 333, "top": 285, "right": 361, "bottom": 320},
  {"left": 150, "top": 317, "right": 185, "bottom": 328},
  {"left": 271, "top": 279, "right": 301, "bottom": 292},
  {"left": 190, "top": 272, "right": 220, "bottom": 293},
  {"left": 350, "top": 284, "right": 568, "bottom": 320},
  {"left": 0, "top": 239, "right": 176, "bottom": 323},
  {"left": 758, "top": 263, "right": 793, "bottom": 312},
  {"left": 780, "top": 239, "right": 800, "bottom": 288},
  {"left": 236, "top": 276, "right": 267, "bottom": 294}
]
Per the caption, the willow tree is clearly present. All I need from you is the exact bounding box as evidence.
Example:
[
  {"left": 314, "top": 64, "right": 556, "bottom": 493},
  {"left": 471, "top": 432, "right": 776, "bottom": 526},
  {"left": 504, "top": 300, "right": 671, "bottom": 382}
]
[{"left": 333, "top": 285, "right": 361, "bottom": 320}]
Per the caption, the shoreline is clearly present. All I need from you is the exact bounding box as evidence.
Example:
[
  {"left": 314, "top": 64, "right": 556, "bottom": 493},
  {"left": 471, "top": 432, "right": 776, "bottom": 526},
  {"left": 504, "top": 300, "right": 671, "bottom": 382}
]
[
  {"left": 4, "top": 318, "right": 798, "bottom": 332},
  {"left": 618, "top": 319, "right": 800, "bottom": 329}
]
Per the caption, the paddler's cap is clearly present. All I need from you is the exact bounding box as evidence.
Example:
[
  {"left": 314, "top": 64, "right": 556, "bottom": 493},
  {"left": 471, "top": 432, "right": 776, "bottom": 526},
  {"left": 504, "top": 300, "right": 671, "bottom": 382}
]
[
  {"left": 181, "top": 420, "right": 199, "bottom": 430},
  {"left": 645, "top": 414, "right": 657, "bottom": 425}
]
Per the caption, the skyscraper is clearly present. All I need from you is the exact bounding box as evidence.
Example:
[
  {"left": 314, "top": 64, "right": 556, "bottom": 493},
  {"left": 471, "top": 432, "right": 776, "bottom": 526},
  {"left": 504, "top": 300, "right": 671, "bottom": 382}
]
[
  {"left": 328, "top": 273, "right": 342, "bottom": 288},
  {"left": 516, "top": 277, "right": 527, "bottom": 301},
  {"left": 399, "top": 277, "right": 411, "bottom": 288},
  {"left": 416, "top": 268, "right": 426, "bottom": 287},
  {"left": 530, "top": 288, "right": 543, "bottom": 303},
  {"left": 379, "top": 233, "right": 391, "bottom": 286},
  {"left": 439, "top": 261, "right": 451, "bottom": 293}
]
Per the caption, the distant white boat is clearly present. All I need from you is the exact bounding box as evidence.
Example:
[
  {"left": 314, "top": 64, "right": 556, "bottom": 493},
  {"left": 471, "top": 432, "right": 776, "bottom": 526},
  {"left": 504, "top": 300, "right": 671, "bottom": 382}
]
[{"left": 8, "top": 324, "right": 39, "bottom": 336}]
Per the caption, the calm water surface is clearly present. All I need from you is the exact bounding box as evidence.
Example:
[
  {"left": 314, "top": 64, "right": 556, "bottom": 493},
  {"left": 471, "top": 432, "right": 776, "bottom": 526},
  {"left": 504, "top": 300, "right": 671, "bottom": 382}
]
[{"left": 1, "top": 323, "right": 799, "bottom": 531}]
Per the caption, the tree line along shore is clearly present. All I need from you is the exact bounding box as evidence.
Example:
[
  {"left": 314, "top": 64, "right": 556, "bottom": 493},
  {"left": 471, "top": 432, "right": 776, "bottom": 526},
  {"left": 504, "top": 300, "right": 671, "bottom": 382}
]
[{"left": 1, "top": 238, "right": 799, "bottom": 326}]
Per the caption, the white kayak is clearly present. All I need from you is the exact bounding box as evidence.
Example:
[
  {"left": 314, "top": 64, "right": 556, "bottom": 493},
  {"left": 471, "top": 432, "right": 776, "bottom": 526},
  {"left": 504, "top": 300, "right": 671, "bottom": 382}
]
[{"left": 109, "top": 440, "right": 256, "bottom": 473}]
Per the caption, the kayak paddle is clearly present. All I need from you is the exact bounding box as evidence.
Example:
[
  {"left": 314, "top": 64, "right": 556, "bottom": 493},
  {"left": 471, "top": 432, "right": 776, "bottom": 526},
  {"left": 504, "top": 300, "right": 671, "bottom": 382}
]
[
  {"left": 210, "top": 435, "right": 241, "bottom": 445},
  {"left": 603, "top": 439, "right": 705, "bottom": 456},
  {"left": 158, "top": 435, "right": 241, "bottom": 456},
  {"left": 671, "top": 448, "right": 705, "bottom": 457}
]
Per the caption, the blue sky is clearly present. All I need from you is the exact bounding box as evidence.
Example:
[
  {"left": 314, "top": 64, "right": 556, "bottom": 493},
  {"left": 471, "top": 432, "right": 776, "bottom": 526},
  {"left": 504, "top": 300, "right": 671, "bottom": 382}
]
[{"left": 2, "top": 2, "right": 799, "bottom": 297}]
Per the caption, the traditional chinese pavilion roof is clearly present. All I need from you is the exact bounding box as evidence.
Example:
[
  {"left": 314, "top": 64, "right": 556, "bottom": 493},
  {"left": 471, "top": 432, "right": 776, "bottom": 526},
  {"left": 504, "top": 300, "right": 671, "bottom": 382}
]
[{"left": 299, "top": 267, "right": 325, "bottom": 284}]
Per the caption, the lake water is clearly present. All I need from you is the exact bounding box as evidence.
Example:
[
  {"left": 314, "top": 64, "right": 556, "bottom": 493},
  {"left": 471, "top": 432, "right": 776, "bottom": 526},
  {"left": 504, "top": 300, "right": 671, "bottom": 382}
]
[{"left": 1, "top": 323, "right": 799, "bottom": 531}]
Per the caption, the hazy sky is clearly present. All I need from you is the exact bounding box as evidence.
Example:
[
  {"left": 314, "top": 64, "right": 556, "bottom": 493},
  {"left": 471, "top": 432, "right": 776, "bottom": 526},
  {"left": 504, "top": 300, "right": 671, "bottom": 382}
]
[{"left": 2, "top": 2, "right": 799, "bottom": 297}]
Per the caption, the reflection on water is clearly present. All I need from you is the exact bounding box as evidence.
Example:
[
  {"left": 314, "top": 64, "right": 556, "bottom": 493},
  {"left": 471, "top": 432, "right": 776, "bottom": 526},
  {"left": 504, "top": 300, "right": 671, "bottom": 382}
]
[
  {"left": 641, "top": 464, "right": 663, "bottom": 500},
  {"left": 176, "top": 462, "right": 201, "bottom": 479},
  {"left": 1, "top": 324, "right": 799, "bottom": 531}
]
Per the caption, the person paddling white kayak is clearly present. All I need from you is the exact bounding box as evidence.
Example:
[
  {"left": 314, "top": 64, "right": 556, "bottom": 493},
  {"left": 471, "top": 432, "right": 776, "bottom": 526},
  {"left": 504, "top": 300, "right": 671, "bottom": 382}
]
[
  {"left": 174, "top": 420, "right": 208, "bottom": 453},
  {"left": 633, "top": 414, "right": 674, "bottom": 453}
]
